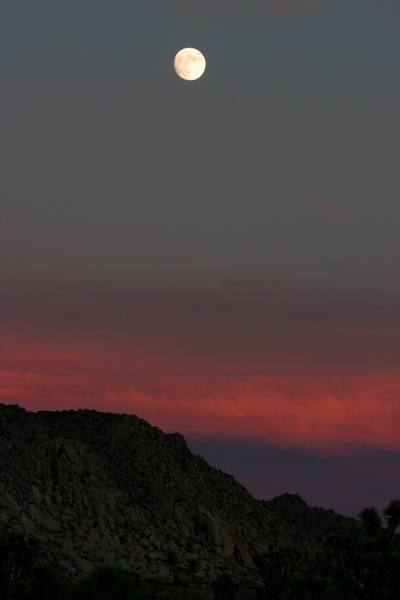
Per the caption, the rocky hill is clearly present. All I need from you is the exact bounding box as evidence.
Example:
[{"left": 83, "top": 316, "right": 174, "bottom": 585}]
[{"left": 0, "top": 403, "right": 362, "bottom": 585}]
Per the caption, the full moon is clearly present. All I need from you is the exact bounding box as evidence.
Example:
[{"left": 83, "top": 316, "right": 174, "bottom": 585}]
[{"left": 174, "top": 48, "right": 206, "bottom": 81}]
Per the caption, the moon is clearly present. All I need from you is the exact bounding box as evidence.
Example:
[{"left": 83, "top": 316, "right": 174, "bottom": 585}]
[{"left": 174, "top": 48, "right": 206, "bottom": 81}]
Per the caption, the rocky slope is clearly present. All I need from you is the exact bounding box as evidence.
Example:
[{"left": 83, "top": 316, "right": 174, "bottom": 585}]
[{"left": 0, "top": 403, "right": 362, "bottom": 584}]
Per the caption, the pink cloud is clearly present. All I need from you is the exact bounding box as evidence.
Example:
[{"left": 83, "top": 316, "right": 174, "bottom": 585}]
[
  {"left": 102, "top": 374, "right": 400, "bottom": 451},
  {"left": 2, "top": 368, "right": 399, "bottom": 452},
  {"left": 1, "top": 274, "right": 399, "bottom": 452}
]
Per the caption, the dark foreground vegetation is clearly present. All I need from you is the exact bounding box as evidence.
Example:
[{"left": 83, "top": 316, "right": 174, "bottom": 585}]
[{"left": 1, "top": 500, "right": 399, "bottom": 600}]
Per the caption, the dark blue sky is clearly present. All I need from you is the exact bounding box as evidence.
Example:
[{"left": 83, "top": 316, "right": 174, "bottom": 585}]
[{"left": 1, "top": 0, "right": 399, "bottom": 517}]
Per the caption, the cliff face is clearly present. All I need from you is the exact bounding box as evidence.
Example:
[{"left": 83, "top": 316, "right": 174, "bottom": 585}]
[{"left": 0, "top": 403, "right": 361, "bottom": 584}]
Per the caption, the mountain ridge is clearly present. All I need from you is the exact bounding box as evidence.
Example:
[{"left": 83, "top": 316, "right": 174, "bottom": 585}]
[{"left": 0, "top": 403, "right": 362, "bottom": 584}]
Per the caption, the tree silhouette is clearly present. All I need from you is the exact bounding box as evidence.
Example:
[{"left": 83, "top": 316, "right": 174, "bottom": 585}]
[
  {"left": 358, "top": 507, "right": 383, "bottom": 536},
  {"left": 382, "top": 500, "right": 400, "bottom": 538}
]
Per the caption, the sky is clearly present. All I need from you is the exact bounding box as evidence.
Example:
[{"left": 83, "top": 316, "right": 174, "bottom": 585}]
[{"left": 1, "top": 0, "right": 399, "bottom": 518}]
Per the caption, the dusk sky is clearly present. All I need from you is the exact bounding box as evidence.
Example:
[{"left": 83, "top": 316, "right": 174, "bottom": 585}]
[{"left": 1, "top": 0, "right": 399, "bottom": 518}]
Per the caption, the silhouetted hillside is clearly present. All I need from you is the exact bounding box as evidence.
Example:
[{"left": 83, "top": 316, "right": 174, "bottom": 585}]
[{"left": 0, "top": 403, "right": 362, "bottom": 584}]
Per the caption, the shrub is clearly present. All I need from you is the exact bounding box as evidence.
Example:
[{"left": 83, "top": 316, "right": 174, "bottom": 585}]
[{"left": 72, "top": 564, "right": 136, "bottom": 600}]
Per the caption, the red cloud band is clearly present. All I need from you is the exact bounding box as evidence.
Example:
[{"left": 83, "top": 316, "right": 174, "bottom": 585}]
[
  {"left": 1, "top": 275, "right": 399, "bottom": 452},
  {"left": 2, "top": 367, "right": 399, "bottom": 452}
]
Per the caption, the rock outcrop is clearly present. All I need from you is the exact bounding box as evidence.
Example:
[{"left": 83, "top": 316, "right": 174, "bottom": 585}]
[{"left": 0, "top": 403, "right": 362, "bottom": 584}]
